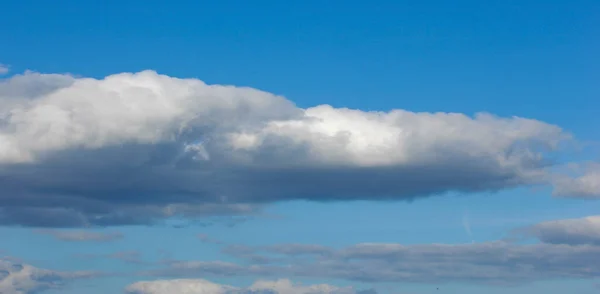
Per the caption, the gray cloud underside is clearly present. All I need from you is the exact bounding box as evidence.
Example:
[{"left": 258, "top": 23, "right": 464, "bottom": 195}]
[{"left": 0, "top": 70, "right": 591, "bottom": 227}]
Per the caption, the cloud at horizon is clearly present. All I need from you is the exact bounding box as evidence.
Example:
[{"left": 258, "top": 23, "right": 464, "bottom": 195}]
[
  {"left": 5, "top": 214, "right": 600, "bottom": 293},
  {"left": 116, "top": 215, "right": 600, "bottom": 286},
  {"left": 147, "top": 241, "right": 600, "bottom": 286},
  {"left": 0, "top": 258, "right": 97, "bottom": 294},
  {"left": 125, "top": 278, "right": 371, "bottom": 294}
]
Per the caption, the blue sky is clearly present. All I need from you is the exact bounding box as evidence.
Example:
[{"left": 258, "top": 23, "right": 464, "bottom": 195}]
[{"left": 1, "top": 1, "right": 599, "bottom": 293}]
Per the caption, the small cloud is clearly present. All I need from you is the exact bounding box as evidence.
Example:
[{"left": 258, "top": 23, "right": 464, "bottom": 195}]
[
  {"left": 75, "top": 251, "right": 146, "bottom": 265},
  {"left": 34, "top": 229, "right": 123, "bottom": 242},
  {"left": 108, "top": 251, "right": 145, "bottom": 264},
  {"left": 0, "top": 64, "right": 8, "bottom": 75},
  {"left": 197, "top": 233, "right": 224, "bottom": 245}
]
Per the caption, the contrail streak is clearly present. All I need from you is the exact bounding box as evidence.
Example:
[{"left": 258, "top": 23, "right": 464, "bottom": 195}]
[{"left": 463, "top": 212, "right": 474, "bottom": 244}]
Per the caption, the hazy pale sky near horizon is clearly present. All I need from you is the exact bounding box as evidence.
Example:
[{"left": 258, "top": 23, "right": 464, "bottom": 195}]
[{"left": 1, "top": 0, "right": 599, "bottom": 293}]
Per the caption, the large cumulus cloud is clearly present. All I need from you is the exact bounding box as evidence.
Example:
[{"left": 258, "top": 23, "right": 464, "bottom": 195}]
[{"left": 0, "top": 70, "right": 578, "bottom": 227}]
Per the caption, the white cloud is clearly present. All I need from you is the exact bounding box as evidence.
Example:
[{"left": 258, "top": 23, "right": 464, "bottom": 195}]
[
  {"left": 0, "top": 64, "right": 8, "bottom": 75},
  {"left": 0, "top": 258, "right": 95, "bottom": 294},
  {"left": 0, "top": 70, "right": 582, "bottom": 227},
  {"left": 226, "top": 105, "right": 566, "bottom": 168},
  {"left": 125, "top": 278, "right": 363, "bottom": 294},
  {"left": 0, "top": 70, "right": 299, "bottom": 163}
]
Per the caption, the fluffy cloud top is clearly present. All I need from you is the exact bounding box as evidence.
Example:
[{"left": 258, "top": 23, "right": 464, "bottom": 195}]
[
  {"left": 0, "top": 70, "right": 581, "bottom": 227},
  {"left": 0, "top": 258, "right": 94, "bottom": 294},
  {"left": 125, "top": 278, "right": 364, "bottom": 294}
]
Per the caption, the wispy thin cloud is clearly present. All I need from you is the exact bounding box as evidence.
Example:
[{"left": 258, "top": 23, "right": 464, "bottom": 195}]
[
  {"left": 34, "top": 229, "right": 123, "bottom": 242},
  {"left": 75, "top": 251, "right": 146, "bottom": 265},
  {"left": 197, "top": 234, "right": 224, "bottom": 245}
]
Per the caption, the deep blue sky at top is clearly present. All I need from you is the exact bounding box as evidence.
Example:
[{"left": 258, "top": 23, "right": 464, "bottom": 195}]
[{"left": 2, "top": 0, "right": 599, "bottom": 141}]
